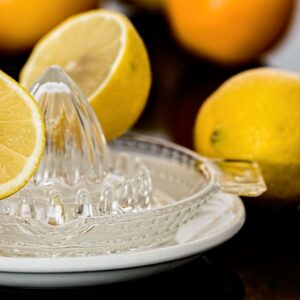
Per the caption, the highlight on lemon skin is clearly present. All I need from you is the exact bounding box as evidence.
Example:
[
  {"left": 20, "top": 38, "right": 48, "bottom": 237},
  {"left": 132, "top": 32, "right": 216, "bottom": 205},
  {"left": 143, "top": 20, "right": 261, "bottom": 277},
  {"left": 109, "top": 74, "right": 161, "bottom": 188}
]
[
  {"left": 20, "top": 9, "right": 152, "bottom": 141},
  {"left": 0, "top": 70, "right": 45, "bottom": 200},
  {"left": 194, "top": 68, "right": 300, "bottom": 203}
]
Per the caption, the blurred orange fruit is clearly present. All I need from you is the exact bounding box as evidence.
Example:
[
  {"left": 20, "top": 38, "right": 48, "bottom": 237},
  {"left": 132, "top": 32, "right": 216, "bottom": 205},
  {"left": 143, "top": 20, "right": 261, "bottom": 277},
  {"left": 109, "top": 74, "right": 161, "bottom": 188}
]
[
  {"left": 165, "top": 0, "right": 294, "bottom": 65},
  {"left": 0, "top": 0, "right": 99, "bottom": 52}
]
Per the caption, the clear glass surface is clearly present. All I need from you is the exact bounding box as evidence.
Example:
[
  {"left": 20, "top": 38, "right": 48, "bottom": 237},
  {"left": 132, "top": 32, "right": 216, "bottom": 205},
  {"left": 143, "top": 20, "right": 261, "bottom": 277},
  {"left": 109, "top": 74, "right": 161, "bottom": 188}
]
[{"left": 0, "top": 66, "right": 266, "bottom": 257}]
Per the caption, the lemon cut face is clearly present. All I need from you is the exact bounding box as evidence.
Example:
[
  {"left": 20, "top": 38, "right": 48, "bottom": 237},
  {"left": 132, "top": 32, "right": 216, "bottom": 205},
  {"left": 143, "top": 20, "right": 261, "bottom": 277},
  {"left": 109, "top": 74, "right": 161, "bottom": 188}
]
[
  {"left": 20, "top": 9, "right": 151, "bottom": 140},
  {"left": 0, "top": 70, "right": 45, "bottom": 200}
]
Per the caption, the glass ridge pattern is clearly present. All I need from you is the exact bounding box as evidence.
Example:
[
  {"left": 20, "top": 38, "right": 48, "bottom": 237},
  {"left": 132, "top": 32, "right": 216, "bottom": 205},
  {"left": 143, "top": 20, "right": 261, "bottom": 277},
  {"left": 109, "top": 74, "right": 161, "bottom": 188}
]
[
  {"left": 0, "top": 134, "right": 213, "bottom": 256},
  {"left": 0, "top": 66, "right": 265, "bottom": 257},
  {"left": 0, "top": 67, "right": 156, "bottom": 224}
]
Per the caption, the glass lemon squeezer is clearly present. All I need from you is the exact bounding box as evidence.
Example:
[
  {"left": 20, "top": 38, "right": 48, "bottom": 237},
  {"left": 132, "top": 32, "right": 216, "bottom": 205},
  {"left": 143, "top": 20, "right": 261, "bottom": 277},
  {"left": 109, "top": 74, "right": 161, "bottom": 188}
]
[{"left": 0, "top": 66, "right": 266, "bottom": 257}]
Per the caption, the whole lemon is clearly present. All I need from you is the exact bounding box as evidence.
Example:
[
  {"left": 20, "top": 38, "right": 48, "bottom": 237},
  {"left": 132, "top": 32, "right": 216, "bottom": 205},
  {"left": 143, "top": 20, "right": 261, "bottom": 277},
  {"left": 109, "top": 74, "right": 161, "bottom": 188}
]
[
  {"left": 194, "top": 68, "right": 300, "bottom": 203},
  {"left": 0, "top": 0, "right": 98, "bottom": 52},
  {"left": 165, "top": 0, "right": 294, "bottom": 65}
]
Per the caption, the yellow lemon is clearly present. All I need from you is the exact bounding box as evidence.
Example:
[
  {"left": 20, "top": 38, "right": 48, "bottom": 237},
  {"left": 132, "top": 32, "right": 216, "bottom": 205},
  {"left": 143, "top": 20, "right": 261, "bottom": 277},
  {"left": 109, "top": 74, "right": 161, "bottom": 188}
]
[
  {"left": 0, "top": 70, "right": 45, "bottom": 200},
  {"left": 194, "top": 68, "right": 300, "bottom": 203},
  {"left": 20, "top": 9, "right": 151, "bottom": 141}
]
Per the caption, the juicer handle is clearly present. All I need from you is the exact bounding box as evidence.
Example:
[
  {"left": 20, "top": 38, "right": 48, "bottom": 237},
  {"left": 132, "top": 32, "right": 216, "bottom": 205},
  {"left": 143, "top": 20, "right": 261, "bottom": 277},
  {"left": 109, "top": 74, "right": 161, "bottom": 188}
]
[{"left": 212, "top": 159, "right": 267, "bottom": 197}]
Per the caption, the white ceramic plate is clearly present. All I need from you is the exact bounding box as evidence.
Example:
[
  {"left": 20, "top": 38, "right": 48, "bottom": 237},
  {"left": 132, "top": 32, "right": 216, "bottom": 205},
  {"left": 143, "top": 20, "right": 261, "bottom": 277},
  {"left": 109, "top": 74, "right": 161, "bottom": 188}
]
[{"left": 0, "top": 193, "right": 245, "bottom": 288}]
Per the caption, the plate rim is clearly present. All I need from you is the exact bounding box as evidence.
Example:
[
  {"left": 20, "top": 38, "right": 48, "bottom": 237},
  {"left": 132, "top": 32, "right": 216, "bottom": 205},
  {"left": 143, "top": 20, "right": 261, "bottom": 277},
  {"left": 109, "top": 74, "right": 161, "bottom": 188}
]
[{"left": 0, "top": 194, "right": 245, "bottom": 274}]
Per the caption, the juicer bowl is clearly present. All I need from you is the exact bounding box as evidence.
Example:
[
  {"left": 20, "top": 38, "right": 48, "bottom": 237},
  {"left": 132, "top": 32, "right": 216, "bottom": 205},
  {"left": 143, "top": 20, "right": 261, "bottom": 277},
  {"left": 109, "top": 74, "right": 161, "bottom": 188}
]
[
  {"left": 0, "top": 133, "right": 266, "bottom": 257},
  {"left": 0, "top": 66, "right": 266, "bottom": 257}
]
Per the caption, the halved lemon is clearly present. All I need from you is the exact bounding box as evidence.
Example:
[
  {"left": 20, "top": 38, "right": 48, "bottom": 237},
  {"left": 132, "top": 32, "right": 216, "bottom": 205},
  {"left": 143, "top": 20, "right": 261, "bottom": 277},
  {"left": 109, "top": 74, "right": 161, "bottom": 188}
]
[
  {"left": 0, "top": 70, "right": 45, "bottom": 200},
  {"left": 20, "top": 9, "right": 151, "bottom": 140}
]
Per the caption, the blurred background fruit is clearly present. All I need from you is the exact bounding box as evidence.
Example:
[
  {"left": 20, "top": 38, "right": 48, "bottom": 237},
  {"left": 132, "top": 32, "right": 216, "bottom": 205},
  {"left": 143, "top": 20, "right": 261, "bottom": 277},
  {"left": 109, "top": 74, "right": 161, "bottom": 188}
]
[
  {"left": 0, "top": 0, "right": 99, "bottom": 52},
  {"left": 194, "top": 68, "right": 300, "bottom": 203},
  {"left": 165, "top": 0, "right": 295, "bottom": 65}
]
